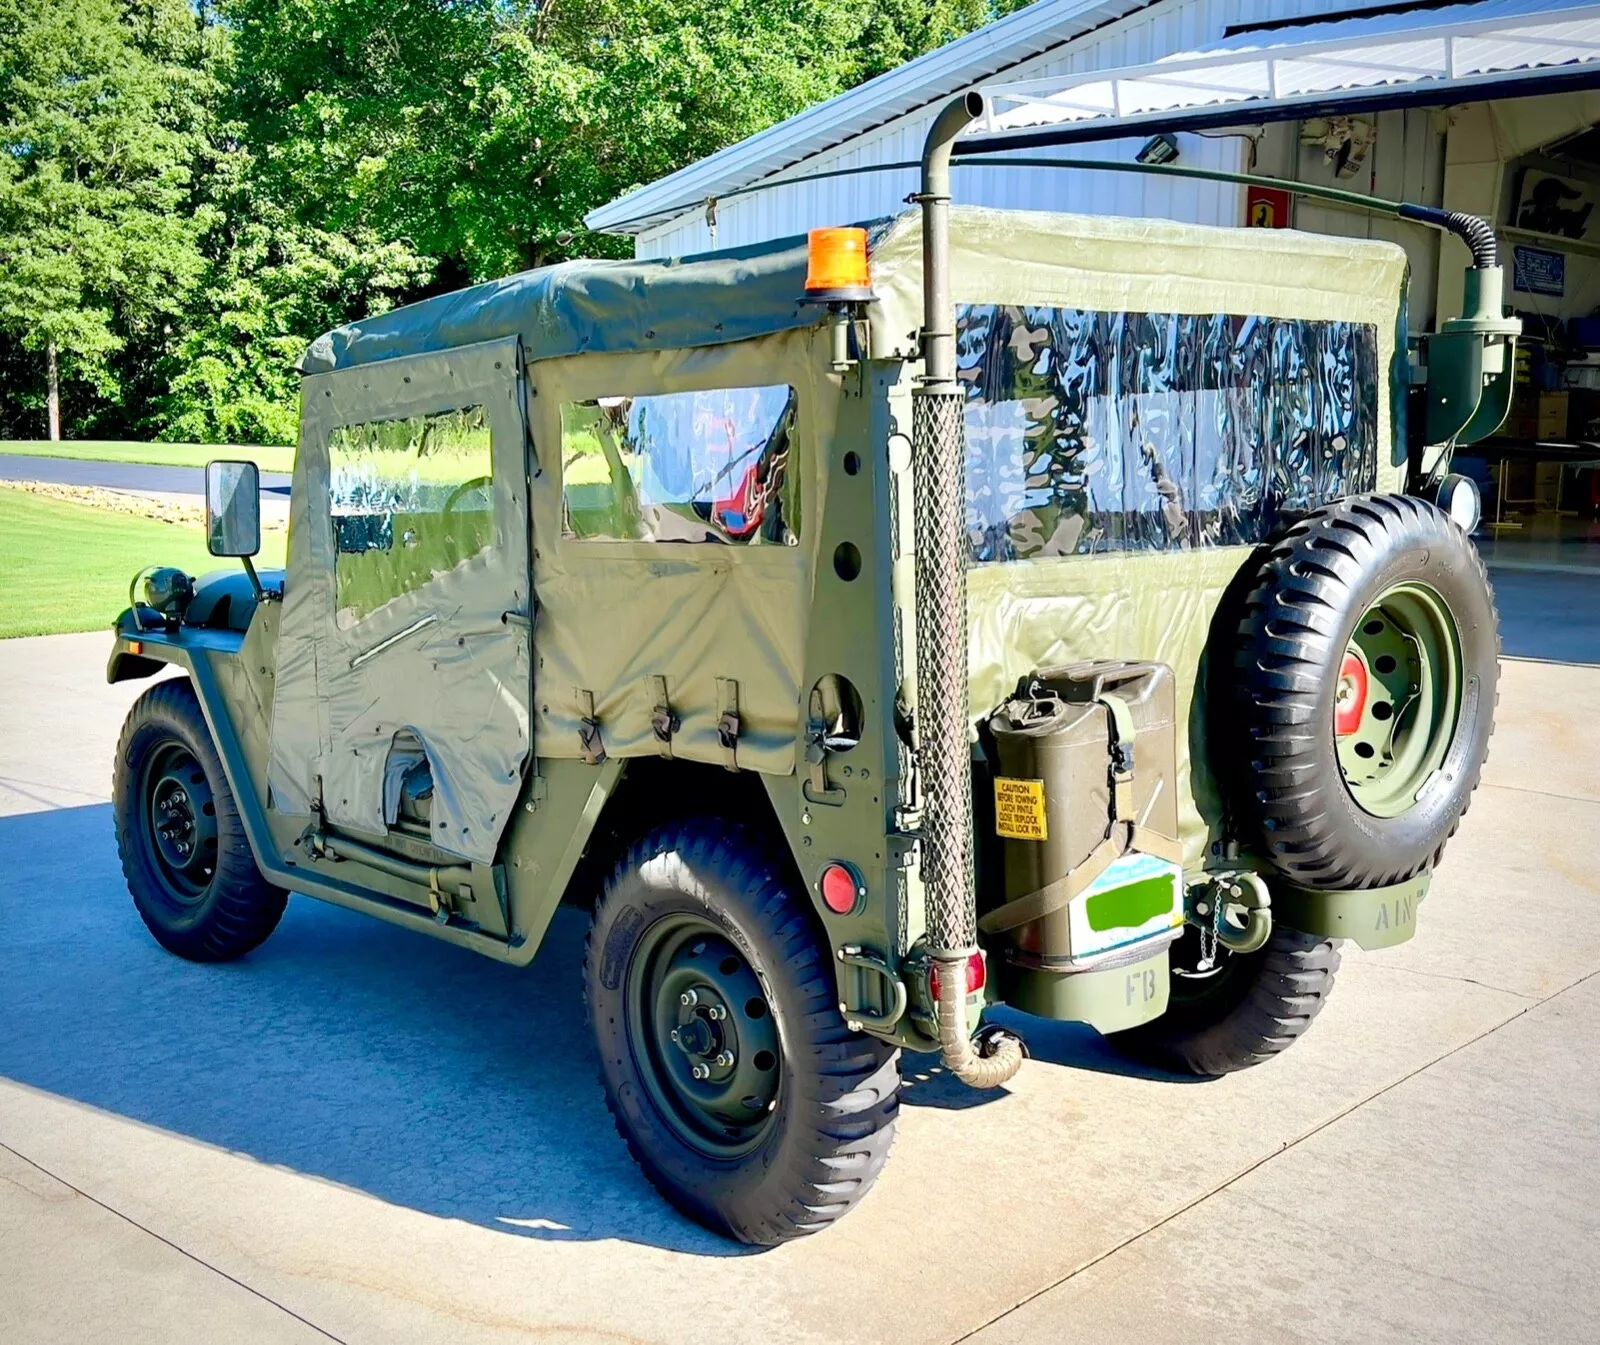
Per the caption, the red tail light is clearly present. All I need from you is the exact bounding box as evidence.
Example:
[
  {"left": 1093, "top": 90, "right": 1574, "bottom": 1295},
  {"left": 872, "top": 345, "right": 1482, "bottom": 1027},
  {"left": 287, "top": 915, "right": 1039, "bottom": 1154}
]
[{"left": 819, "top": 863, "right": 861, "bottom": 915}]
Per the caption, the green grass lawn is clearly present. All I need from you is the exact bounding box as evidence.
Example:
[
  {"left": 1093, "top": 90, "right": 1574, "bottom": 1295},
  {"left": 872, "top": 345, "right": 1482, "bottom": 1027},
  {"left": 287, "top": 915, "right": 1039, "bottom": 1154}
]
[
  {"left": 0, "top": 488, "right": 287, "bottom": 639},
  {"left": 0, "top": 439, "right": 294, "bottom": 474}
]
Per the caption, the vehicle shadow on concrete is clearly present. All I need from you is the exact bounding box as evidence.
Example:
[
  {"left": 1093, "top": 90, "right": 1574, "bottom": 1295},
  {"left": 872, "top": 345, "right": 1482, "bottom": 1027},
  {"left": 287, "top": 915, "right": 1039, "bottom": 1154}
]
[
  {"left": 0, "top": 804, "right": 751, "bottom": 1257},
  {"left": 896, "top": 1008, "right": 1206, "bottom": 1111}
]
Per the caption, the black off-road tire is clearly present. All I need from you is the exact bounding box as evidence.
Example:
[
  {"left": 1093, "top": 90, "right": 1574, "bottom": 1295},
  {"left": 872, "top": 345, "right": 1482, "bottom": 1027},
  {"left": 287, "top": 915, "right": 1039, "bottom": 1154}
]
[
  {"left": 114, "top": 678, "right": 287, "bottom": 961},
  {"left": 586, "top": 820, "right": 899, "bottom": 1245},
  {"left": 1111, "top": 926, "right": 1341, "bottom": 1076},
  {"left": 1231, "top": 493, "right": 1498, "bottom": 890}
]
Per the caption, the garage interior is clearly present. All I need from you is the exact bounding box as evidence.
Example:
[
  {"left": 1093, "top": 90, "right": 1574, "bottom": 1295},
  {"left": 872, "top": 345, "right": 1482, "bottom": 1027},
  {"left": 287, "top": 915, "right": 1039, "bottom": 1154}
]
[{"left": 1254, "top": 93, "right": 1600, "bottom": 570}]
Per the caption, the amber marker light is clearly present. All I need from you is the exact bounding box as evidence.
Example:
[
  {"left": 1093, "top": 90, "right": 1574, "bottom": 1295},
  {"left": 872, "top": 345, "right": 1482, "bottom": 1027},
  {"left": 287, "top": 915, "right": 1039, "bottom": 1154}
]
[{"left": 804, "top": 227, "right": 873, "bottom": 303}]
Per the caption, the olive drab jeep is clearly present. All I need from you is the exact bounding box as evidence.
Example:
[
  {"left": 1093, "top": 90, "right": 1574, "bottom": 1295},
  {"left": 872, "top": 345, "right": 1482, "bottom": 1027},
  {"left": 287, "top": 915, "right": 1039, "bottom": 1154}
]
[{"left": 108, "top": 95, "right": 1517, "bottom": 1245}]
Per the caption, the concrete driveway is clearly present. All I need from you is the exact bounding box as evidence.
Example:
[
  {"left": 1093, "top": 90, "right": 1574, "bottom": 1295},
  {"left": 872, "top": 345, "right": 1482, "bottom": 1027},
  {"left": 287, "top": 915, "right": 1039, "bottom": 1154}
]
[{"left": 1, "top": 622, "right": 1596, "bottom": 1345}]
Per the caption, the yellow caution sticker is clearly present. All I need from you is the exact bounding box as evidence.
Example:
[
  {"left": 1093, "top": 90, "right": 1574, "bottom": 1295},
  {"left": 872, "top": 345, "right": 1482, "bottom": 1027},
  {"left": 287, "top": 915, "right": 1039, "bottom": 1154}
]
[{"left": 994, "top": 777, "right": 1048, "bottom": 841}]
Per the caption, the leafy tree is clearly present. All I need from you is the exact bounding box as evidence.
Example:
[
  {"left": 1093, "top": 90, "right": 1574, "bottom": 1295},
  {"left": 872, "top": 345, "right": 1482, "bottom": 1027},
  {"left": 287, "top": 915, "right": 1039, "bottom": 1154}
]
[
  {"left": 158, "top": 76, "right": 431, "bottom": 444},
  {"left": 1, "top": 0, "right": 1015, "bottom": 442},
  {"left": 0, "top": 0, "right": 211, "bottom": 438},
  {"left": 221, "top": 0, "right": 1010, "bottom": 280}
]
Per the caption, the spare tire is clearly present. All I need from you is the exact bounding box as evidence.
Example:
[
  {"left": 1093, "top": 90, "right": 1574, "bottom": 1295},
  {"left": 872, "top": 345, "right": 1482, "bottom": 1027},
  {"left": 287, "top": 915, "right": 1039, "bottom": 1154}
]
[{"left": 1230, "top": 493, "right": 1498, "bottom": 890}]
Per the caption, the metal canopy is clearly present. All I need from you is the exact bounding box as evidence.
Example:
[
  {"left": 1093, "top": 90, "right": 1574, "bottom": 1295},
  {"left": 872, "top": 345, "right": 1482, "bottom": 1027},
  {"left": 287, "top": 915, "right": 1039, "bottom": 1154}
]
[{"left": 971, "top": 0, "right": 1600, "bottom": 150}]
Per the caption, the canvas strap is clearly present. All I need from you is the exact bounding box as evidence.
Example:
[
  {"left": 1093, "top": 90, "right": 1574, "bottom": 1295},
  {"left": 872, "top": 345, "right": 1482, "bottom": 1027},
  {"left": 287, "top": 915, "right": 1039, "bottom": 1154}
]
[
  {"left": 577, "top": 689, "right": 606, "bottom": 766},
  {"left": 717, "top": 678, "right": 741, "bottom": 772},
  {"left": 650, "top": 675, "right": 679, "bottom": 759},
  {"left": 1099, "top": 691, "right": 1137, "bottom": 823},
  {"left": 977, "top": 823, "right": 1182, "bottom": 935}
]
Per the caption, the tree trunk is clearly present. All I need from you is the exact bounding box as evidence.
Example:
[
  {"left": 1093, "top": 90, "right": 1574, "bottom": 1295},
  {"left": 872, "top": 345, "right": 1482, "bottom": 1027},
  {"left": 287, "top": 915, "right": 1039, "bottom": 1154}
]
[{"left": 46, "top": 341, "right": 61, "bottom": 441}]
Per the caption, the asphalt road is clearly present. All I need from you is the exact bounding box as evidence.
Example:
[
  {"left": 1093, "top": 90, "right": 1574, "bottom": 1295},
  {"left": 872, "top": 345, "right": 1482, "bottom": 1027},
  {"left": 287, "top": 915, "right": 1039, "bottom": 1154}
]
[
  {"left": 0, "top": 627, "right": 1596, "bottom": 1345},
  {"left": 0, "top": 453, "right": 292, "bottom": 496}
]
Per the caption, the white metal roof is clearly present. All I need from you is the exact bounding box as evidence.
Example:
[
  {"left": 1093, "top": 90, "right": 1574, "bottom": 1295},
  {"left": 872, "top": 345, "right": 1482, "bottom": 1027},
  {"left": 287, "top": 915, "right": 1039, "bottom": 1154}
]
[
  {"left": 977, "top": 0, "right": 1600, "bottom": 141},
  {"left": 583, "top": 0, "right": 1151, "bottom": 234}
]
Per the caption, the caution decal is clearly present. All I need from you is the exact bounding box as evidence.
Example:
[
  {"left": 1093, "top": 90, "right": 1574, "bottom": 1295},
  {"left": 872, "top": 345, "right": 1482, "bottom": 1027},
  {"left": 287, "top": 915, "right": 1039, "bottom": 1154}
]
[{"left": 994, "top": 777, "right": 1048, "bottom": 841}]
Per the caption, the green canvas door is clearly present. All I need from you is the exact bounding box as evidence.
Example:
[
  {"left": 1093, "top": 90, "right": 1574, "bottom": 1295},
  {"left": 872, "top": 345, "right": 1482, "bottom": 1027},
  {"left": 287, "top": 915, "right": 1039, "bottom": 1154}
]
[{"left": 268, "top": 337, "right": 532, "bottom": 865}]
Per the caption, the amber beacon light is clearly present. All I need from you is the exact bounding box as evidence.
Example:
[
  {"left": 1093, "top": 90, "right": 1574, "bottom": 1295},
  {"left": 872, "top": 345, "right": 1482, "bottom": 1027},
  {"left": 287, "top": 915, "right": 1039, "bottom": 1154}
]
[{"left": 804, "top": 227, "right": 873, "bottom": 302}]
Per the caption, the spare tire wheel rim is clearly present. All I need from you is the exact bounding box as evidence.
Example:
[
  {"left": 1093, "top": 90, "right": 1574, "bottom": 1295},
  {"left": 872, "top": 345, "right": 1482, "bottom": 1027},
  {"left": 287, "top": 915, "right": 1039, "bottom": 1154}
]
[{"left": 1335, "top": 582, "right": 1463, "bottom": 818}]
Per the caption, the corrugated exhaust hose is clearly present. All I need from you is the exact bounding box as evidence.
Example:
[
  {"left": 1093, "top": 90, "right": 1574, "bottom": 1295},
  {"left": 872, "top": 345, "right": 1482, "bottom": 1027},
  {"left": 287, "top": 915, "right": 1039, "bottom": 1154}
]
[
  {"left": 914, "top": 93, "right": 1024, "bottom": 1089},
  {"left": 1397, "top": 202, "right": 1499, "bottom": 270}
]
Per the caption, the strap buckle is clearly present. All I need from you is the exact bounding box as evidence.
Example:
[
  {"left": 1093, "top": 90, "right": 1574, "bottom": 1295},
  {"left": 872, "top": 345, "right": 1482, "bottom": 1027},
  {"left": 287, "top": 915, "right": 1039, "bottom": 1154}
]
[
  {"left": 576, "top": 689, "right": 606, "bottom": 766},
  {"left": 650, "top": 675, "right": 679, "bottom": 757},
  {"left": 716, "top": 678, "right": 741, "bottom": 772}
]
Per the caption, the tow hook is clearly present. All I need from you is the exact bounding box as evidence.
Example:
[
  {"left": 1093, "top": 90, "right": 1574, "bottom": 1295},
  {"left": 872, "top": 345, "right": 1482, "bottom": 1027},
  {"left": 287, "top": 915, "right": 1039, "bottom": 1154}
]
[{"left": 1187, "top": 871, "right": 1273, "bottom": 962}]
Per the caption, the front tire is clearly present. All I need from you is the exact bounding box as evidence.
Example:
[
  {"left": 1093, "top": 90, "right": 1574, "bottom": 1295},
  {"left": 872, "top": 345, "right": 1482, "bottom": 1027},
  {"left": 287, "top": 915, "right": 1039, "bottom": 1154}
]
[
  {"left": 113, "top": 678, "right": 287, "bottom": 961},
  {"left": 585, "top": 820, "right": 899, "bottom": 1244}
]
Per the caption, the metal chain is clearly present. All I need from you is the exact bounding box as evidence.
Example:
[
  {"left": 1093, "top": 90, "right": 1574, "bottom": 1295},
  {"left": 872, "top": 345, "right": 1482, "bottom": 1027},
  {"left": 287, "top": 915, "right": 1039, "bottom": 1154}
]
[{"left": 1196, "top": 886, "right": 1226, "bottom": 972}]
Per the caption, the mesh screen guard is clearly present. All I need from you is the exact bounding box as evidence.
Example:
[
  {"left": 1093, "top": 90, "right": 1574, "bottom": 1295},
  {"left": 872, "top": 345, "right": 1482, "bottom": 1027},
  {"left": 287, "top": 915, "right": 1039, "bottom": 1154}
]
[{"left": 913, "top": 389, "right": 978, "bottom": 954}]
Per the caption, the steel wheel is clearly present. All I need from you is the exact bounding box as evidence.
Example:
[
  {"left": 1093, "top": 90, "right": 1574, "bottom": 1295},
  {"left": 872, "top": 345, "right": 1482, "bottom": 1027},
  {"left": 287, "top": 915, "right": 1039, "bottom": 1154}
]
[
  {"left": 115, "top": 679, "right": 287, "bottom": 961},
  {"left": 139, "top": 739, "right": 219, "bottom": 902},
  {"left": 1334, "top": 582, "right": 1463, "bottom": 818},
  {"left": 625, "top": 913, "right": 782, "bottom": 1160}
]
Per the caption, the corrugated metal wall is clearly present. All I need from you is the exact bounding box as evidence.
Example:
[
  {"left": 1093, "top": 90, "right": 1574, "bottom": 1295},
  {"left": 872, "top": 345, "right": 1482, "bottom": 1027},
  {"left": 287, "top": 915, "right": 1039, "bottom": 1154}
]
[{"left": 634, "top": 0, "right": 1375, "bottom": 259}]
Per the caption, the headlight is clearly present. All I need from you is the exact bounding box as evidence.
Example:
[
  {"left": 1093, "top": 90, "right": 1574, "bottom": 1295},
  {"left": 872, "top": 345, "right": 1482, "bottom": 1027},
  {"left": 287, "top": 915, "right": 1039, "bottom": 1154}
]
[{"left": 142, "top": 566, "right": 194, "bottom": 617}]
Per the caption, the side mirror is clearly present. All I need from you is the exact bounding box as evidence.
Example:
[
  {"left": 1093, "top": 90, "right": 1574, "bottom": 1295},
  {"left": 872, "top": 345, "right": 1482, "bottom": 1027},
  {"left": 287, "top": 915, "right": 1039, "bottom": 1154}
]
[{"left": 205, "top": 460, "right": 261, "bottom": 558}]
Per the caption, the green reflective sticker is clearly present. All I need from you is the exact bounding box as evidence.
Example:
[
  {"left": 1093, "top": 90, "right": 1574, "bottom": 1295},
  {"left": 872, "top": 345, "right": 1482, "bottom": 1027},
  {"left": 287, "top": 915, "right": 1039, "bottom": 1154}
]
[
  {"left": 1085, "top": 874, "right": 1178, "bottom": 932},
  {"left": 1068, "top": 852, "right": 1184, "bottom": 960}
]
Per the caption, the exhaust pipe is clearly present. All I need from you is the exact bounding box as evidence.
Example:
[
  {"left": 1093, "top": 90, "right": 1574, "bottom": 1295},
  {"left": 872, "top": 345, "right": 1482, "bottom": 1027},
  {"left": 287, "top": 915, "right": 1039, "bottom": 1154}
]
[{"left": 913, "top": 92, "right": 1024, "bottom": 1089}]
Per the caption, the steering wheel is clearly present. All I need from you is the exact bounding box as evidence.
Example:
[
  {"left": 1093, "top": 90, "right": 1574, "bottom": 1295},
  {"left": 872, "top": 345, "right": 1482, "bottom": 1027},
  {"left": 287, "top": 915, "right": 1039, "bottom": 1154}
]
[{"left": 442, "top": 475, "right": 494, "bottom": 520}]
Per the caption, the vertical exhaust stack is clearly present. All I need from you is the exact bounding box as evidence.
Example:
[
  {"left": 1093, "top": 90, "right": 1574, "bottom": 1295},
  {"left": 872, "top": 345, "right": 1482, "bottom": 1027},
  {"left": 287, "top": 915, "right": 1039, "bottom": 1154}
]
[{"left": 913, "top": 92, "right": 1024, "bottom": 1089}]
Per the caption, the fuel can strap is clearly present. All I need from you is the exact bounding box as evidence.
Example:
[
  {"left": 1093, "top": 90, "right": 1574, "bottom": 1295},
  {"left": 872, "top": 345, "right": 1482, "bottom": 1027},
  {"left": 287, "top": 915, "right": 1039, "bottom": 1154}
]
[
  {"left": 1099, "top": 691, "right": 1137, "bottom": 821},
  {"left": 978, "top": 823, "right": 1182, "bottom": 935}
]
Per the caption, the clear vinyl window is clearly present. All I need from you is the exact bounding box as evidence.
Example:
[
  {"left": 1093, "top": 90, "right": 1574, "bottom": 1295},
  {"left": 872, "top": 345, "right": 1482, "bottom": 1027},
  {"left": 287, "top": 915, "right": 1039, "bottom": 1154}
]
[
  {"left": 958, "top": 304, "right": 1380, "bottom": 563},
  {"left": 560, "top": 384, "right": 800, "bottom": 545},
  {"left": 328, "top": 405, "right": 496, "bottom": 626}
]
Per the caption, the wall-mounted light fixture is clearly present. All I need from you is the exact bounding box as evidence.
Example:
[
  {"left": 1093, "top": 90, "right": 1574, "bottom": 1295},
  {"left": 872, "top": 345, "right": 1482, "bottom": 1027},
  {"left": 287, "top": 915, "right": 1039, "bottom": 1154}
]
[{"left": 1136, "top": 133, "right": 1180, "bottom": 166}]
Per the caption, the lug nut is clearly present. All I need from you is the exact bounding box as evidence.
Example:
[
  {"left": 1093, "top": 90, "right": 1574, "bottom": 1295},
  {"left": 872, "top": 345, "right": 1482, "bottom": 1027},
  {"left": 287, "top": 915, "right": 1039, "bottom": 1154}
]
[
  {"left": 691, "top": 1063, "right": 711, "bottom": 1080},
  {"left": 707, "top": 1006, "right": 726, "bottom": 1021},
  {"left": 669, "top": 1029, "right": 681, "bottom": 1044},
  {"left": 680, "top": 989, "right": 698, "bottom": 1007},
  {"left": 714, "top": 1051, "right": 734, "bottom": 1068}
]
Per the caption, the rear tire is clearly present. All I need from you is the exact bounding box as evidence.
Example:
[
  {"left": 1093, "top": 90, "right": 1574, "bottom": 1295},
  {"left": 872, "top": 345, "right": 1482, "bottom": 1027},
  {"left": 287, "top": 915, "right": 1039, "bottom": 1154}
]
[
  {"left": 586, "top": 820, "right": 898, "bottom": 1244},
  {"left": 1111, "top": 925, "right": 1341, "bottom": 1076},
  {"left": 113, "top": 678, "right": 287, "bottom": 961}
]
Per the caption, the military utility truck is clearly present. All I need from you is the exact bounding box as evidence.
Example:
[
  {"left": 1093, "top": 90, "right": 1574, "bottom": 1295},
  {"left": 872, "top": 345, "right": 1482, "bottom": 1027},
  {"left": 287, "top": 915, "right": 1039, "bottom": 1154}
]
[{"left": 109, "top": 96, "right": 1515, "bottom": 1245}]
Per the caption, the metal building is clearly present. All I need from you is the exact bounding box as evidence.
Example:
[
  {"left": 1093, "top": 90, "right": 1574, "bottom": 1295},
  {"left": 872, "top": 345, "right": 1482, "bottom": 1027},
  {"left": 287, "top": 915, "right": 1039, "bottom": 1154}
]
[{"left": 585, "top": 0, "right": 1600, "bottom": 336}]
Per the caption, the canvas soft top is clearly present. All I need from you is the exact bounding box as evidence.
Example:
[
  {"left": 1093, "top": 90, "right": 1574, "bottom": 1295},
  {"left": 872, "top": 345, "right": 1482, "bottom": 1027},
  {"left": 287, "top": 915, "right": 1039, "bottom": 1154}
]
[
  {"left": 300, "top": 206, "right": 1412, "bottom": 377},
  {"left": 297, "top": 231, "right": 827, "bottom": 376}
]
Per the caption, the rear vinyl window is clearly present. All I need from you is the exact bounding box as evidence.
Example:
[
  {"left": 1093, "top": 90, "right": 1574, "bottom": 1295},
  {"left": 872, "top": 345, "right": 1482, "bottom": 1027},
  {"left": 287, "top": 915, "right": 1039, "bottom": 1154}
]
[
  {"left": 958, "top": 303, "right": 1379, "bottom": 563},
  {"left": 560, "top": 384, "right": 800, "bottom": 545}
]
